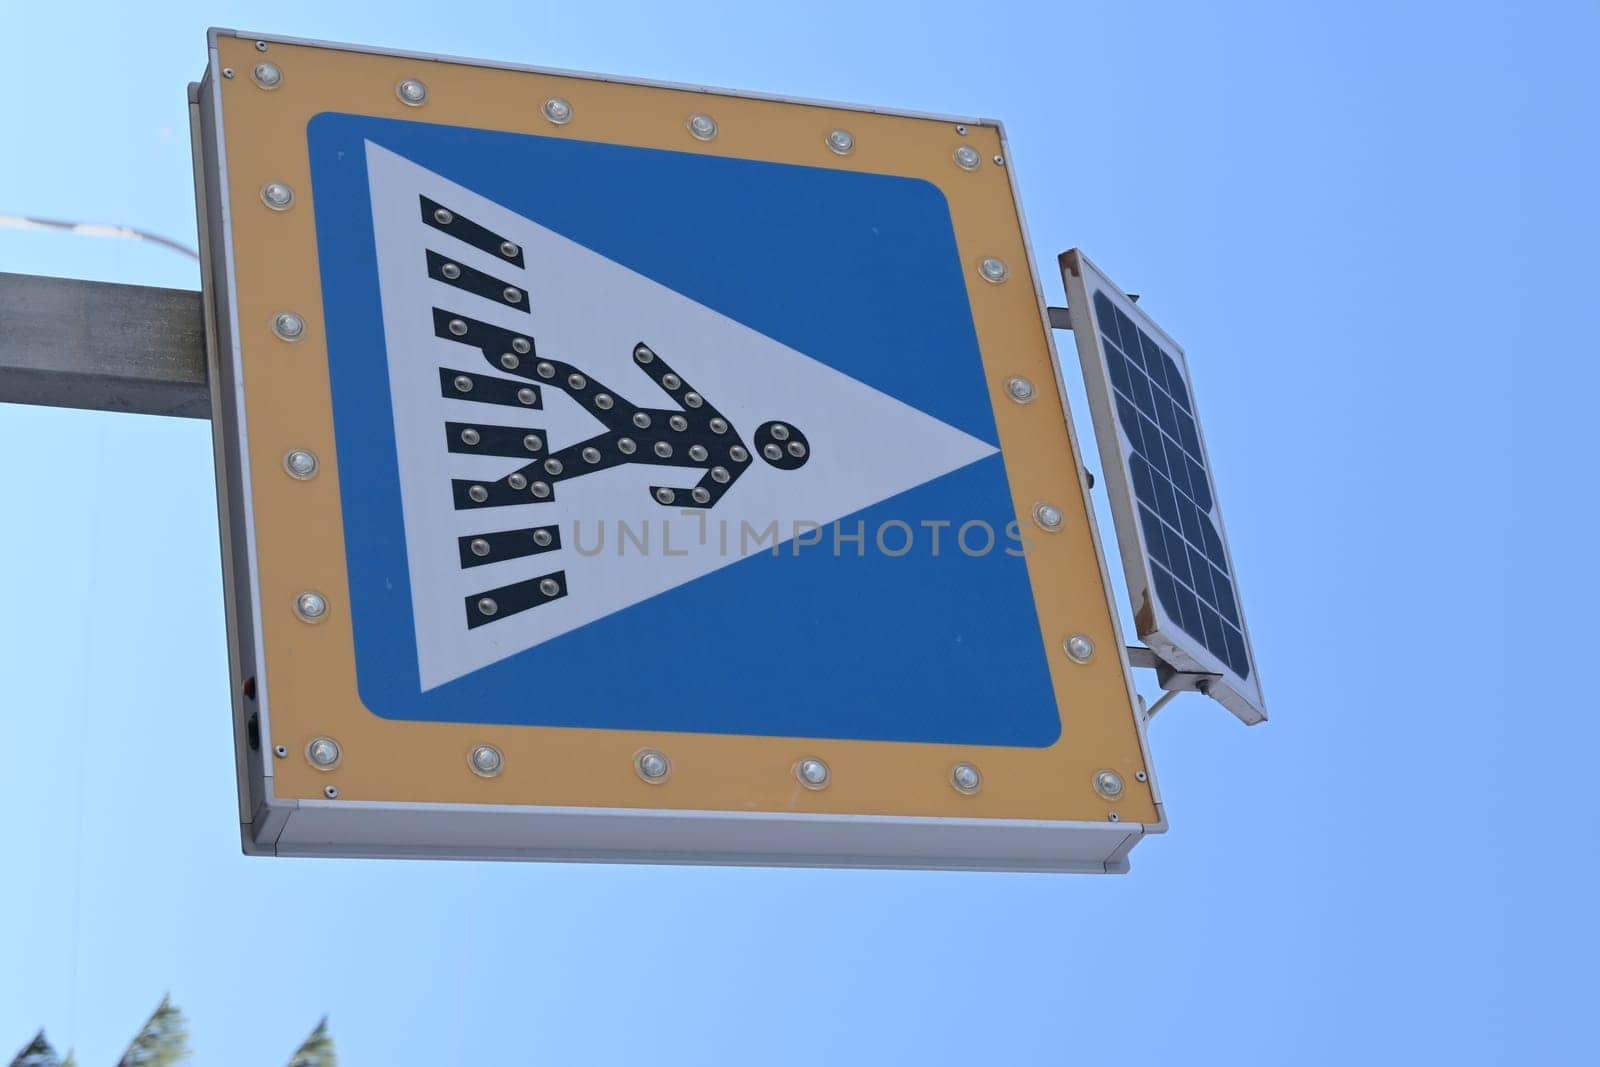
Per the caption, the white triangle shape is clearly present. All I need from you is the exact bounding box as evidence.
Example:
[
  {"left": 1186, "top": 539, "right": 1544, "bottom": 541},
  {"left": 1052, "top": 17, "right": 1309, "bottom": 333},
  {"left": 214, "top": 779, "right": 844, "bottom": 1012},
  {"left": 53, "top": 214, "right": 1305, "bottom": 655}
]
[{"left": 365, "top": 141, "right": 999, "bottom": 690}]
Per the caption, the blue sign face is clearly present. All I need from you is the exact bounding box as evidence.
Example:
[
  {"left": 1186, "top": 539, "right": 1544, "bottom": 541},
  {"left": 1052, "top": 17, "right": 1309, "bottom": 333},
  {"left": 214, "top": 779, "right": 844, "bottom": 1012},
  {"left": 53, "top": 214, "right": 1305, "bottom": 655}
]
[{"left": 306, "top": 113, "right": 1060, "bottom": 747}]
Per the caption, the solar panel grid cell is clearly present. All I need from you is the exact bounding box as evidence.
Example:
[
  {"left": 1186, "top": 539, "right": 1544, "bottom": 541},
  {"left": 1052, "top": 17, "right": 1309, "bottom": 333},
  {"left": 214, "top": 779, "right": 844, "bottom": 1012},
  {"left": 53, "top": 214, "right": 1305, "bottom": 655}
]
[{"left": 1091, "top": 289, "right": 1250, "bottom": 679}]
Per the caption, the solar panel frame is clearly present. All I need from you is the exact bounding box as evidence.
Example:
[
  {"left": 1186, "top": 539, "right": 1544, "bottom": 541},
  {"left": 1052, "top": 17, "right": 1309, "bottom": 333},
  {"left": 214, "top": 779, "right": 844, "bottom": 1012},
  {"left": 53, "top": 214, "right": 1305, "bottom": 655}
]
[{"left": 1058, "top": 249, "right": 1267, "bottom": 724}]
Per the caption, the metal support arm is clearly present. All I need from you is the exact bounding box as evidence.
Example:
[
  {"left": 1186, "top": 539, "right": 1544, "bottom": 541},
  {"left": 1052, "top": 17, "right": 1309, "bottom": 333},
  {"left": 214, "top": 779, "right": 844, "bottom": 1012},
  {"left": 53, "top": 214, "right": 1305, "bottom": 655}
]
[
  {"left": 0, "top": 272, "right": 209, "bottom": 419},
  {"left": 1124, "top": 646, "right": 1223, "bottom": 716}
]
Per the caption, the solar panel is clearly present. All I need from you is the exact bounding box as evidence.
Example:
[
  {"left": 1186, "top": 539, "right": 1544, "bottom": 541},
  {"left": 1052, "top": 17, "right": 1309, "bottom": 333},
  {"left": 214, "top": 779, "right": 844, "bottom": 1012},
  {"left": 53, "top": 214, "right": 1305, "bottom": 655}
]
[{"left": 1058, "top": 250, "right": 1266, "bottom": 724}]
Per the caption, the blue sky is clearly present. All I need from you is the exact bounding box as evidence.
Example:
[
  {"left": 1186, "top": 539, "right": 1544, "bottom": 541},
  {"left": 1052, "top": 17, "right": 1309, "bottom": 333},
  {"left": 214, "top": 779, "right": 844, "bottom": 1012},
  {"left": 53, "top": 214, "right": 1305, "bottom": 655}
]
[{"left": 1, "top": 1, "right": 1595, "bottom": 1064}]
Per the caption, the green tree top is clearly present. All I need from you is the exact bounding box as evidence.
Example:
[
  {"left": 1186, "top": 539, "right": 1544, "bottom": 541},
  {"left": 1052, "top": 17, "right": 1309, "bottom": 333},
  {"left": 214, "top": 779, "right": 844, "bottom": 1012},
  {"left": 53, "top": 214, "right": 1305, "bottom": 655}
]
[
  {"left": 286, "top": 1017, "right": 336, "bottom": 1067},
  {"left": 11, "top": 999, "right": 325, "bottom": 1065},
  {"left": 9, "top": 1031, "right": 61, "bottom": 1067},
  {"left": 114, "top": 996, "right": 189, "bottom": 1067},
  {"left": 7, "top": 1032, "right": 75, "bottom": 1067}
]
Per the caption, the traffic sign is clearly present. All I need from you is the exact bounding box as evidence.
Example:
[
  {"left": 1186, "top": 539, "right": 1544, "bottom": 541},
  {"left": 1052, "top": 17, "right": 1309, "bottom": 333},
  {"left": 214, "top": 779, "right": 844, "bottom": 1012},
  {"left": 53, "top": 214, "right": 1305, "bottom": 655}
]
[{"left": 193, "top": 30, "right": 1164, "bottom": 871}]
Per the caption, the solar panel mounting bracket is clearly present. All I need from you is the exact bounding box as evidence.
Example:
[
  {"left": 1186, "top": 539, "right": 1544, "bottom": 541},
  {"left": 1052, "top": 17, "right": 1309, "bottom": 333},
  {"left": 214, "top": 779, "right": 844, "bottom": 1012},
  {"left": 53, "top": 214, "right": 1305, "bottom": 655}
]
[
  {"left": 1045, "top": 300, "right": 1138, "bottom": 333},
  {"left": 1125, "top": 646, "right": 1223, "bottom": 717}
]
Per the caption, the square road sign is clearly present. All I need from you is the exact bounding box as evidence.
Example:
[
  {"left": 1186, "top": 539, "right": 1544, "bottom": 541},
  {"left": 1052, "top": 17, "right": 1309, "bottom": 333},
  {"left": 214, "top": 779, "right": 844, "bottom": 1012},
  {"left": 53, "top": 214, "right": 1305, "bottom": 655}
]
[{"left": 192, "top": 30, "right": 1164, "bottom": 871}]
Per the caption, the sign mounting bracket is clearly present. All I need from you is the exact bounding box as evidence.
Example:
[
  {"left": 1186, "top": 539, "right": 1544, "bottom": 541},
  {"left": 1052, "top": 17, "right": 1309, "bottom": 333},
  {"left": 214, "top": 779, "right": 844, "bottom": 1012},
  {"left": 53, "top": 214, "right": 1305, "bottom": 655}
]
[{"left": 1125, "top": 645, "right": 1223, "bottom": 716}]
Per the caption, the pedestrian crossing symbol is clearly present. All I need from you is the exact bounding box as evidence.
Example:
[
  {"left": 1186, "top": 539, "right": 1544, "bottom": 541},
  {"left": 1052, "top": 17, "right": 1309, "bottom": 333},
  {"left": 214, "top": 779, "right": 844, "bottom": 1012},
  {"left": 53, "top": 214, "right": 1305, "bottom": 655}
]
[
  {"left": 198, "top": 30, "right": 1163, "bottom": 870},
  {"left": 347, "top": 138, "right": 999, "bottom": 701}
]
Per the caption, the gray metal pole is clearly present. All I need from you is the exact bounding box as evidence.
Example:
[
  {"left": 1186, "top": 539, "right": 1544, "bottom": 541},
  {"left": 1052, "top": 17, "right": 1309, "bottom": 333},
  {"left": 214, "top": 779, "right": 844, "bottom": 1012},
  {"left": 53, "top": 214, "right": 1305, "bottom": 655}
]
[{"left": 0, "top": 272, "right": 208, "bottom": 419}]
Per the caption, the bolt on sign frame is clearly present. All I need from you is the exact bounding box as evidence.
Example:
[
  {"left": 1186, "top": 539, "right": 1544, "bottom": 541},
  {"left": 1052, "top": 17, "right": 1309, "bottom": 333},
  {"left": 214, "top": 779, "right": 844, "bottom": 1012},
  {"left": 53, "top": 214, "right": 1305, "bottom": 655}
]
[{"left": 190, "top": 29, "right": 1165, "bottom": 871}]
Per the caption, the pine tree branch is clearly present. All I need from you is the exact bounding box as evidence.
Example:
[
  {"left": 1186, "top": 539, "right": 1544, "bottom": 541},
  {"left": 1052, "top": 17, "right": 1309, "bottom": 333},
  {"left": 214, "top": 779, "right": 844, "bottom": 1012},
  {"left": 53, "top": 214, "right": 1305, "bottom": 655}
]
[
  {"left": 115, "top": 995, "right": 191, "bottom": 1067},
  {"left": 286, "top": 1017, "right": 337, "bottom": 1067},
  {"left": 8, "top": 1031, "right": 61, "bottom": 1067}
]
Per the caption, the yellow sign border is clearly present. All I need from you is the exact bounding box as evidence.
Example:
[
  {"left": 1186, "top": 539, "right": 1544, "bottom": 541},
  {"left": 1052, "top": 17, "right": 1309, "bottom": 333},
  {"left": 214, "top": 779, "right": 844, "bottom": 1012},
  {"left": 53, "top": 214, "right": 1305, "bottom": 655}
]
[{"left": 204, "top": 30, "right": 1160, "bottom": 828}]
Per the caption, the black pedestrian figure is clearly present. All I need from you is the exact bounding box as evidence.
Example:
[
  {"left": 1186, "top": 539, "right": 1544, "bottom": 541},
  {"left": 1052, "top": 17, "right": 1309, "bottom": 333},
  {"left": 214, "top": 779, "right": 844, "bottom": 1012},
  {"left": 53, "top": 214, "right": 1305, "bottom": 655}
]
[{"left": 435, "top": 310, "right": 810, "bottom": 513}]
